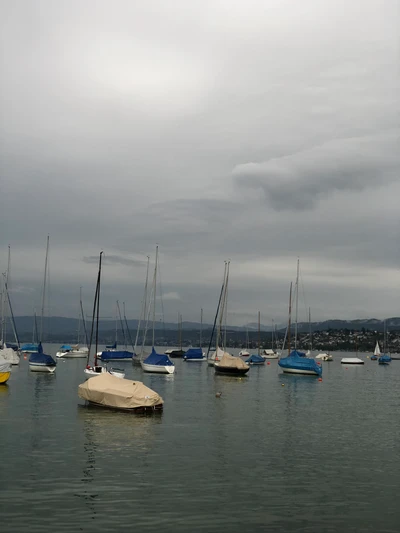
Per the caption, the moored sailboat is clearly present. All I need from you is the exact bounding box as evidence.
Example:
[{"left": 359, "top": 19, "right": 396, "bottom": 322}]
[
  {"left": 246, "top": 312, "right": 265, "bottom": 365},
  {"left": 29, "top": 236, "right": 57, "bottom": 373},
  {"left": 140, "top": 247, "right": 175, "bottom": 374},
  {"left": 84, "top": 252, "right": 125, "bottom": 379},
  {"left": 370, "top": 341, "right": 380, "bottom": 361},
  {"left": 278, "top": 260, "right": 322, "bottom": 377}
]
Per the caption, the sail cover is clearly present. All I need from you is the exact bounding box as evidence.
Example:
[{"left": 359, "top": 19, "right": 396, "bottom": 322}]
[
  {"left": 218, "top": 352, "right": 249, "bottom": 369},
  {"left": 246, "top": 354, "right": 265, "bottom": 364},
  {"left": 184, "top": 348, "right": 204, "bottom": 359},
  {"left": 78, "top": 373, "right": 164, "bottom": 409},
  {"left": 278, "top": 350, "right": 322, "bottom": 375},
  {"left": 0, "top": 357, "right": 12, "bottom": 373},
  {"left": 143, "top": 348, "right": 174, "bottom": 366},
  {"left": 0, "top": 347, "right": 19, "bottom": 364},
  {"left": 100, "top": 350, "right": 133, "bottom": 360},
  {"left": 29, "top": 352, "right": 57, "bottom": 366}
]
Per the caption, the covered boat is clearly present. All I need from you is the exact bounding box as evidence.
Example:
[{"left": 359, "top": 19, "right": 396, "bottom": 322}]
[
  {"left": 78, "top": 373, "right": 163, "bottom": 412},
  {"left": 99, "top": 349, "right": 133, "bottom": 361},
  {"left": 378, "top": 353, "right": 391, "bottom": 365},
  {"left": 0, "top": 356, "right": 11, "bottom": 384},
  {"left": 141, "top": 347, "right": 175, "bottom": 374},
  {"left": 0, "top": 346, "right": 20, "bottom": 365},
  {"left": 29, "top": 343, "right": 57, "bottom": 373},
  {"left": 245, "top": 353, "right": 265, "bottom": 365},
  {"left": 214, "top": 351, "right": 250, "bottom": 376},
  {"left": 183, "top": 348, "right": 205, "bottom": 362},
  {"left": 56, "top": 344, "right": 88, "bottom": 358},
  {"left": 21, "top": 342, "right": 39, "bottom": 353},
  {"left": 278, "top": 350, "right": 322, "bottom": 376},
  {"left": 207, "top": 346, "right": 225, "bottom": 367},
  {"left": 316, "top": 353, "right": 333, "bottom": 361},
  {"left": 263, "top": 349, "right": 279, "bottom": 359}
]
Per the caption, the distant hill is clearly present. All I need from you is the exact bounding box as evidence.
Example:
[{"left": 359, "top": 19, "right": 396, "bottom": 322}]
[{"left": 10, "top": 315, "right": 400, "bottom": 340}]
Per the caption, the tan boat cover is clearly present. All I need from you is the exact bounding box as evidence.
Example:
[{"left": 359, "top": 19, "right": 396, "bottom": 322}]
[
  {"left": 78, "top": 373, "right": 163, "bottom": 409},
  {"left": 218, "top": 352, "right": 249, "bottom": 369}
]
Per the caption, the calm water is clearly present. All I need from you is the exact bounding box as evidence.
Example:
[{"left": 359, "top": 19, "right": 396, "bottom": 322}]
[{"left": 1, "top": 346, "right": 399, "bottom": 533}]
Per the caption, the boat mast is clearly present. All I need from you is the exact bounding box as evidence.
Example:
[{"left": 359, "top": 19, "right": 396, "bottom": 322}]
[
  {"left": 95, "top": 252, "right": 103, "bottom": 365},
  {"left": 0, "top": 273, "right": 4, "bottom": 344},
  {"left": 116, "top": 300, "right": 127, "bottom": 349},
  {"left": 206, "top": 264, "right": 227, "bottom": 359},
  {"left": 258, "top": 310, "right": 261, "bottom": 356},
  {"left": 200, "top": 308, "right": 203, "bottom": 349},
  {"left": 294, "top": 258, "right": 299, "bottom": 351},
  {"left": 79, "top": 287, "right": 89, "bottom": 347},
  {"left": 152, "top": 246, "right": 159, "bottom": 348},
  {"left": 135, "top": 255, "right": 150, "bottom": 352},
  {"left": 87, "top": 252, "right": 102, "bottom": 367},
  {"left": 40, "top": 236, "right": 50, "bottom": 343},
  {"left": 223, "top": 261, "right": 230, "bottom": 350},
  {"left": 309, "top": 307, "right": 312, "bottom": 352},
  {"left": 288, "top": 282, "right": 292, "bottom": 356}
]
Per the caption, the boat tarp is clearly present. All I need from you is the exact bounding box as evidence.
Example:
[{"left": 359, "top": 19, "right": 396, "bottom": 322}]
[
  {"left": 21, "top": 343, "right": 38, "bottom": 351},
  {"left": 278, "top": 350, "right": 322, "bottom": 375},
  {"left": 184, "top": 348, "right": 204, "bottom": 359},
  {"left": 0, "top": 347, "right": 19, "bottom": 364},
  {"left": 210, "top": 347, "right": 225, "bottom": 361},
  {"left": 143, "top": 348, "right": 174, "bottom": 366},
  {"left": 246, "top": 354, "right": 265, "bottom": 364},
  {"left": 29, "top": 352, "right": 56, "bottom": 366},
  {"left": 0, "top": 357, "right": 12, "bottom": 373},
  {"left": 100, "top": 350, "right": 133, "bottom": 360},
  {"left": 60, "top": 344, "right": 72, "bottom": 351},
  {"left": 78, "top": 373, "right": 163, "bottom": 409},
  {"left": 218, "top": 352, "right": 249, "bottom": 369},
  {"left": 378, "top": 354, "right": 391, "bottom": 363}
]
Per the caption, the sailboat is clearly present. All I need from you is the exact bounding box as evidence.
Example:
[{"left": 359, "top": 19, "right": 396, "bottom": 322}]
[
  {"left": 99, "top": 301, "right": 134, "bottom": 361},
  {"left": 0, "top": 354, "right": 11, "bottom": 384},
  {"left": 370, "top": 341, "right": 380, "bottom": 361},
  {"left": 57, "top": 288, "right": 89, "bottom": 358},
  {"left": 184, "top": 308, "right": 206, "bottom": 361},
  {"left": 140, "top": 247, "right": 175, "bottom": 374},
  {"left": 278, "top": 260, "right": 322, "bottom": 376},
  {"left": 84, "top": 252, "right": 125, "bottom": 379},
  {"left": 21, "top": 311, "right": 39, "bottom": 353},
  {"left": 29, "top": 236, "right": 57, "bottom": 373},
  {"left": 246, "top": 312, "right": 265, "bottom": 365},
  {"left": 168, "top": 313, "right": 186, "bottom": 358},
  {"left": 239, "top": 325, "right": 250, "bottom": 357},
  {"left": 378, "top": 321, "right": 391, "bottom": 365},
  {"left": 213, "top": 262, "right": 250, "bottom": 376},
  {"left": 340, "top": 332, "right": 364, "bottom": 365},
  {"left": 0, "top": 270, "right": 21, "bottom": 365},
  {"left": 133, "top": 256, "right": 150, "bottom": 366}
]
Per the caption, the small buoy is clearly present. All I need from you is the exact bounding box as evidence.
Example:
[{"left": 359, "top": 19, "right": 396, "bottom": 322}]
[
  {"left": 215, "top": 392, "right": 222, "bottom": 398},
  {"left": 267, "top": 362, "right": 271, "bottom": 365},
  {"left": 24, "top": 354, "right": 27, "bottom": 360},
  {"left": 317, "top": 361, "right": 321, "bottom": 365},
  {"left": 281, "top": 383, "right": 285, "bottom": 387},
  {"left": 318, "top": 378, "right": 322, "bottom": 382},
  {"left": 345, "top": 367, "right": 348, "bottom": 370}
]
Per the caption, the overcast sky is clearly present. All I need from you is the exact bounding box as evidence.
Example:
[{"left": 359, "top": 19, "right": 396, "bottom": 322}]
[{"left": 1, "top": 0, "right": 399, "bottom": 326}]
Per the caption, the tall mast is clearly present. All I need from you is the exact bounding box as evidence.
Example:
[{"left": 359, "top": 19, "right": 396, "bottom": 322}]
[
  {"left": 152, "top": 246, "right": 158, "bottom": 347},
  {"left": 288, "top": 282, "right": 292, "bottom": 356},
  {"left": 309, "top": 307, "right": 312, "bottom": 352},
  {"left": 271, "top": 319, "right": 274, "bottom": 350},
  {"left": 258, "top": 311, "right": 261, "bottom": 356},
  {"left": 207, "top": 266, "right": 226, "bottom": 359},
  {"left": 200, "top": 308, "right": 203, "bottom": 349},
  {"left": 0, "top": 274, "right": 4, "bottom": 344},
  {"left": 95, "top": 252, "right": 103, "bottom": 364},
  {"left": 223, "top": 261, "right": 230, "bottom": 350},
  {"left": 294, "top": 258, "right": 299, "bottom": 350},
  {"left": 40, "top": 235, "right": 50, "bottom": 342},
  {"left": 216, "top": 262, "right": 228, "bottom": 350},
  {"left": 80, "top": 287, "right": 89, "bottom": 347},
  {"left": 135, "top": 255, "right": 150, "bottom": 351}
]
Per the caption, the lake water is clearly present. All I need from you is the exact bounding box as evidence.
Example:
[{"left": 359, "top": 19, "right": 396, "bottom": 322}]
[{"left": 1, "top": 345, "right": 399, "bottom": 532}]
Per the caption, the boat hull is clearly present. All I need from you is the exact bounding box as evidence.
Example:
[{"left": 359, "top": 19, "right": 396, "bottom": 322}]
[
  {"left": 85, "top": 400, "right": 163, "bottom": 413},
  {"left": 184, "top": 358, "right": 206, "bottom": 362},
  {"left": 341, "top": 358, "right": 364, "bottom": 365},
  {"left": 56, "top": 351, "right": 87, "bottom": 358},
  {"left": 0, "top": 371, "right": 11, "bottom": 384},
  {"left": 29, "top": 363, "right": 56, "bottom": 373},
  {"left": 84, "top": 367, "right": 125, "bottom": 379},
  {"left": 281, "top": 367, "right": 320, "bottom": 375},
  {"left": 214, "top": 364, "right": 250, "bottom": 376},
  {"left": 140, "top": 362, "right": 175, "bottom": 374}
]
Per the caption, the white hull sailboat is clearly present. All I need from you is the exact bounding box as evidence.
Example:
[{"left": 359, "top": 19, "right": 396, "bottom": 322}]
[
  {"left": 341, "top": 357, "right": 364, "bottom": 365},
  {"left": 29, "top": 362, "right": 57, "bottom": 373},
  {"left": 84, "top": 366, "right": 125, "bottom": 379},
  {"left": 57, "top": 346, "right": 88, "bottom": 358},
  {"left": 140, "top": 362, "right": 175, "bottom": 374},
  {"left": 316, "top": 353, "right": 333, "bottom": 361}
]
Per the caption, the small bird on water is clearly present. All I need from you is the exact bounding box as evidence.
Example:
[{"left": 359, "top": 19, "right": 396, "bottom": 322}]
[{"left": 215, "top": 392, "right": 222, "bottom": 398}]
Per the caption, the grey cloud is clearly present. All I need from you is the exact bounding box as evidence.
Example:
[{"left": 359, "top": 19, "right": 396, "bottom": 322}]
[{"left": 233, "top": 131, "right": 399, "bottom": 211}]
